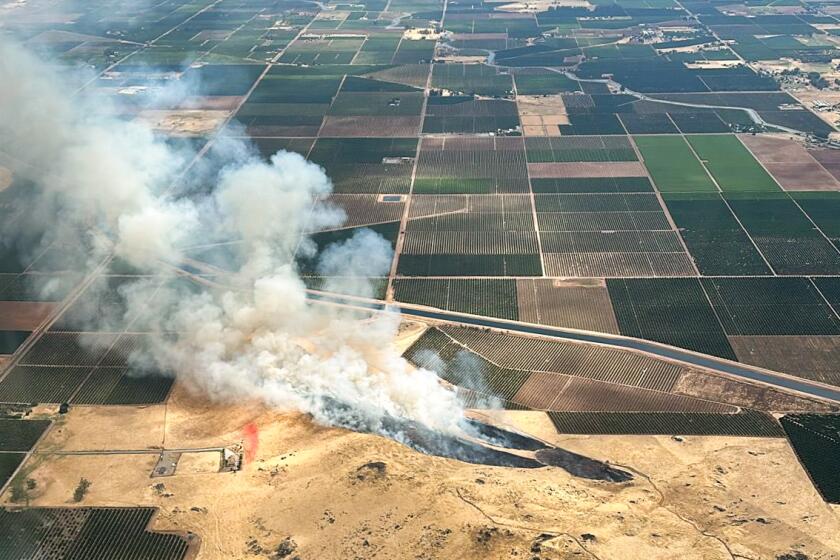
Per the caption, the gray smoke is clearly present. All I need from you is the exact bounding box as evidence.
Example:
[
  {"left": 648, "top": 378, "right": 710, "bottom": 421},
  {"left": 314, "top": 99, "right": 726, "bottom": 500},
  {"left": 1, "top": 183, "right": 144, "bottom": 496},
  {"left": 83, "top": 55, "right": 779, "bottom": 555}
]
[{"left": 0, "top": 38, "right": 464, "bottom": 435}]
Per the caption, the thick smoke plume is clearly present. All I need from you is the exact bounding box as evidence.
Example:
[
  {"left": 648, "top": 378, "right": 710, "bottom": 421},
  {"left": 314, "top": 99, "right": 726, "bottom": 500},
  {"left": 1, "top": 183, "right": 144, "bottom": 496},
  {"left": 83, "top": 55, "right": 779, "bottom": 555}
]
[{"left": 0, "top": 38, "right": 464, "bottom": 435}]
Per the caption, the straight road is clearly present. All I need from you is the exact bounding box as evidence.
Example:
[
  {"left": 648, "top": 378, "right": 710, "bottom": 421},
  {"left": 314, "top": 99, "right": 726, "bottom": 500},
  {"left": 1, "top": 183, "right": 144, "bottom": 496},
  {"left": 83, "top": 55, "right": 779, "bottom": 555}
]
[{"left": 306, "top": 290, "right": 840, "bottom": 404}]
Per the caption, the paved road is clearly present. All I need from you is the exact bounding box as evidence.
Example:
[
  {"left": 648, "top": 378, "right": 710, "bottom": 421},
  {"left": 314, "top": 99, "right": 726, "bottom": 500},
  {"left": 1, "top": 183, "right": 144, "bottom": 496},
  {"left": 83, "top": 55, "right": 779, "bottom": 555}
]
[{"left": 307, "top": 290, "right": 840, "bottom": 404}]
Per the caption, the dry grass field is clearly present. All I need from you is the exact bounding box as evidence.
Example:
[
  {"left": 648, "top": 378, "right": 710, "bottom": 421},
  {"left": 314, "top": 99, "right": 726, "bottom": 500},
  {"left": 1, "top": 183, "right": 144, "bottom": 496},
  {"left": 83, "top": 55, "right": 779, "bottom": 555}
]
[{"left": 9, "top": 389, "right": 840, "bottom": 560}]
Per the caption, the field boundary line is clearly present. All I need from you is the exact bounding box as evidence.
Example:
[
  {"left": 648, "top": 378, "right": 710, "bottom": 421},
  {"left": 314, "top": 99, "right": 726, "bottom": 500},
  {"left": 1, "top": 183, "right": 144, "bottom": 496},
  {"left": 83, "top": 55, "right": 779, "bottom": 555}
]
[
  {"left": 683, "top": 134, "right": 777, "bottom": 275},
  {"left": 74, "top": 0, "right": 225, "bottom": 94},
  {"left": 515, "top": 77, "right": 547, "bottom": 277},
  {"left": 809, "top": 277, "right": 840, "bottom": 321},
  {"left": 628, "top": 135, "right": 700, "bottom": 277},
  {"left": 386, "top": 64, "right": 433, "bottom": 300},
  {"left": 736, "top": 135, "right": 840, "bottom": 260}
]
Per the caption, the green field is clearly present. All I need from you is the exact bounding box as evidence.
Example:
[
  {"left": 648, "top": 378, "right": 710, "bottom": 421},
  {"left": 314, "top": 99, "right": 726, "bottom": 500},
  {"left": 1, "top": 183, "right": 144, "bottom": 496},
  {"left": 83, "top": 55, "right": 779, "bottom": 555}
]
[
  {"left": 634, "top": 136, "right": 717, "bottom": 192},
  {"left": 687, "top": 135, "right": 780, "bottom": 192}
]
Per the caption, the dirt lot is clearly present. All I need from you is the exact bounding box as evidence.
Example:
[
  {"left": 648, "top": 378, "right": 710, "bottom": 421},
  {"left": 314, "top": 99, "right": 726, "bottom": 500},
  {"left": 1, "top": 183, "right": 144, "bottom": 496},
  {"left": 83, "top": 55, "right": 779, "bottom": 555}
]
[
  {"left": 136, "top": 109, "right": 230, "bottom": 136},
  {"left": 517, "top": 95, "right": 569, "bottom": 137},
  {"left": 8, "top": 385, "right": 840, "bottom": 560}
]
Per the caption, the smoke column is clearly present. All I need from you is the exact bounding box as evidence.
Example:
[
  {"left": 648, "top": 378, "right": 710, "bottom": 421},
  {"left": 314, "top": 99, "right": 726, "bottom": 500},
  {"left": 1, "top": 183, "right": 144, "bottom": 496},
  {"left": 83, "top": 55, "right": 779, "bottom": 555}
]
[{"left": 0, "top": 38, "right": 464, "bottom": 436}]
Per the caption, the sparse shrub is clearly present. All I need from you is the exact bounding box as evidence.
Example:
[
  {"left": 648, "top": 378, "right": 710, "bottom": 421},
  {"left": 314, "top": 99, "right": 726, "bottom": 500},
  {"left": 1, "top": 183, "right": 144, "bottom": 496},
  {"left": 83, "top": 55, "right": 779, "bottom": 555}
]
[{"left": 73, "top": 478, "right": 91, "bottom": 502}]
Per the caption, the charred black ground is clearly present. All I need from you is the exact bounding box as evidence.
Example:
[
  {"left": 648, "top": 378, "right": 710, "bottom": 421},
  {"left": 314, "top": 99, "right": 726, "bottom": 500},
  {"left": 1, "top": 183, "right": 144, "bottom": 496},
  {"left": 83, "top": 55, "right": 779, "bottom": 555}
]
[{"left": 320, "top": 398, "right": 633, "bottom": 479}]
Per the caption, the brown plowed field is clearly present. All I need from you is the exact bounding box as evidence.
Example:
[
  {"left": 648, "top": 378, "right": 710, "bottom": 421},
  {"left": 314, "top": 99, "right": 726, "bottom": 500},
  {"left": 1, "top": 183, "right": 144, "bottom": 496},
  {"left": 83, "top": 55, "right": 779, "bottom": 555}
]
[
  {"left": 740, "top": 134, "right": 840, "bottom": 191},
  {"left": 808, "top": 146, "right": 840, "bottom": 182},
  {"left": 515, "top": 278, "right": 620, "bottom": 333},
  {"left": 527, "top": 161, "right": 647, "bottom": 178},
  {"left": 0, "top": 301, "right": 56, "bottom": 331},
  {"left": 762, "top": 161, "right": 839, "bottom": 191}
]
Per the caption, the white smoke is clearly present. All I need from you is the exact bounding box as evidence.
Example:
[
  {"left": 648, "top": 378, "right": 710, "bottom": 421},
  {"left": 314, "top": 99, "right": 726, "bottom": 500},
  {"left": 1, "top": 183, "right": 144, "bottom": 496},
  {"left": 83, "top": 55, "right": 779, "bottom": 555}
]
[{"left": 0, "top": 38, "right": 464, "bottom": 435}]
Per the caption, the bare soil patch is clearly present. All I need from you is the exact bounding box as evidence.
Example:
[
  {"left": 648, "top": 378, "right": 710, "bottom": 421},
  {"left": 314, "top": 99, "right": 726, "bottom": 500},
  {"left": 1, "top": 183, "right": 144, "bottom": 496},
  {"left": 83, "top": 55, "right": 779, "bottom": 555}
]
[
  {"left": 0, "top": 301, "right": 56, "bottom": 331},
  {"left": 136, "top": 109, "right": 230, "bottom": 136},
  {"left": 763, "top": 161, "right": 839, "bottom": 190},
  {"left": 674, "top": 369, "right": 837, "bottom": 412},
  {"left": 528, "top": 161, "right": 647, "bottom": 178},
  {"left": 740, "top": 134, "right": 840, "bottom": 190}
]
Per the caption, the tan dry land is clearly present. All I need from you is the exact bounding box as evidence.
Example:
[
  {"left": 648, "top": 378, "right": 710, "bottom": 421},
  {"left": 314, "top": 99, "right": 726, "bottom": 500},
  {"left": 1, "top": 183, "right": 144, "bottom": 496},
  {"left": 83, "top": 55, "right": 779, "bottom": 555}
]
[
  {"left": 0, "top": 166, "right": 12, "bottom": 192},
  {"left": 792, "top": 89, "right": 840, "bottom": 130},
  {"left": 517, "top": 94, "right": 569, "bottom": 136},
  {"left": 136, "top": 109, "right": 230, "bottom": 136},
  {"left": 10, "top": 393, "right": 840, "bottom": 560}
]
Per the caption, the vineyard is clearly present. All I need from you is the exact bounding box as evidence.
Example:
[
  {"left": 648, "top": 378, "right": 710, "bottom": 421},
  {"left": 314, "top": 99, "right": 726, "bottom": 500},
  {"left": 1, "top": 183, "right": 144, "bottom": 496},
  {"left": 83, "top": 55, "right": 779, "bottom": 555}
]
[
  {"left": 516, "top": 374, "right": 734, "bottom": 413},
  {"left": 525, "top": 136, "right": 638, "bottom": 163},
  {"left": 608, "top": 278, "right": 737, "bottom": 360},
  {"left": 393, "top": 279, "right": 518, "bottom": 320},
  {"left": 543, "top": 252, "right": 696, "bottom": 277},
  {"left": 0, "top": 366, "right": 90, "bottom": 403},
  {"left": 0, "top": 507, "right": 191, "bottom": 560},
  {"left": 0, "top": 418, "right": 50, "bottom": 451},
  {"left": 422, "top": 96, "right": 520, "bottom": 134},
  {"left": 530, "top": 177, "right": 653, "bottom": 193},
  {"left": 415, "top": 137, "right": 529, "bottom": 194},
  {"left": 308, "top": 138, "right": 417, "bottom": 194},
  {"left": 515, "top": 279, "right": 620, "bottom": 333},
  {"left": 403, "top": 326, "right": 764, "bottom": 414},
  {"left": 403, "top": 328, "right": 530, "bottom": 400},
  {"left": 780, "top": 414, "right": 840, "bottom": 503},
  {"left": 548, "top": 410, "right": 784, "bottom": 436},
  {"left": 662, "top": 193, "right": 771, "bottom": 276},
  {"left": 439, "top": 326, "right": 687, "bottom": 392},
  {"left": 328, "top": 195, "right": 406, "bottom": 228},
  {"left": 0, "top": 418, "right": 50, "bottom": 488},
  {"left": 702, "top": 277, "right": 840, "bottom": 336},
  {"left": 431, "top": 63, "right": 513, "bottom": 97},
  {"left": 397, "top": 254, "right": 542, "bottom": 276}
]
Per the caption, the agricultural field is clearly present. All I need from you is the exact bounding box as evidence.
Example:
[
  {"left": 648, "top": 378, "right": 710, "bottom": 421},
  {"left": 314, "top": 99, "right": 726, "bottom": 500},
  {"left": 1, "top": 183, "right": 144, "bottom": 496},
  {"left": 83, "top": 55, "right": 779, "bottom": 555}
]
[
  {"left": 0, "top": 418, "right": 50, "bottom": 488},
  {"left": 780, "top": 414, "right": 840, "bottom": 503},
  {"left": 634, "top": 136, "right": 717, "bottom": 193},
  {"left": 403, "top": 325, "right": 829, "bottom": 416},
  {"left": 0, "top": 507, "right": 192, "bottom": 559},
  {"left": 548, "top": 410, "right": 785, "bottom": 437}
]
